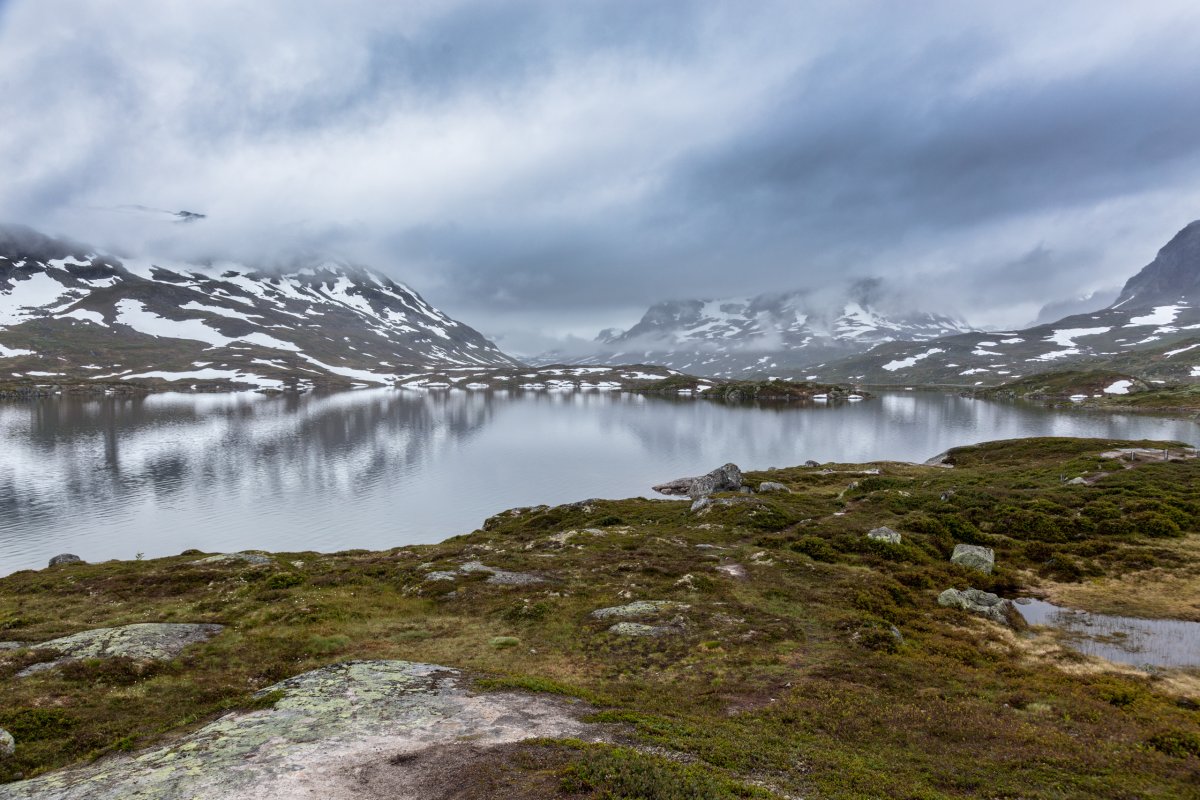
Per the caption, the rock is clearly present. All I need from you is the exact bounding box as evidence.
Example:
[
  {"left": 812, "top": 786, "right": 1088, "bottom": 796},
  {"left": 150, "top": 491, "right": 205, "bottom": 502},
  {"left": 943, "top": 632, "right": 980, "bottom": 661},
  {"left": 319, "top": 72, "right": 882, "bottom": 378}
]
[
  {"left": 690, "top": 497, "right": 711, "bottom": 513},
  {"left": 590, "top": 600, "right": 685, "bottom": 619},
  {"left": 0, "top": 641, "right": 25, "bottom": 651},
  {"left": 608, "top": 622, "right": 672, "bottom": 637},
  {"left": 716, "top": 563, "right": 747, "bottom": 580},
  {"left": 0, "top": 727, "right": 13, "bottom": 757},
  {"left": 653, "top": 463, "right": 743, "bottom": 499},
  {"left": 0, "top": 660, "right": 605, "bottom": 799},
  {"left": 804, "top": 460, "right": 821, "bottom": 468},
  {"left": 16, "top": 623, "right": 224, "bottom": 677},
  {"left": 423, "top": 571, "right": 458, "bottom": 582},
  {"left": 1066, "top": 476, "right": 1088, "bottom": 485},
  {"left": 190, "top": 551, "right": 273, "bottom": 566},
  {"left": 938, "top": 588, "right": 1020, "bottom": 626},
  {"left": 757, "top": 481, "right": 790, "bottom": 493},
  {"left": 458, "top": 561, "right": 544, "bottom": 586},
  {"left": 48, "top": 553, "right": 83, "bottom": 567},
  {"left": 867, "top": 526, "right": 902, "bottom": 544},
  {"left": 951, "top": 544, "right": 995, "bottom": 574}
]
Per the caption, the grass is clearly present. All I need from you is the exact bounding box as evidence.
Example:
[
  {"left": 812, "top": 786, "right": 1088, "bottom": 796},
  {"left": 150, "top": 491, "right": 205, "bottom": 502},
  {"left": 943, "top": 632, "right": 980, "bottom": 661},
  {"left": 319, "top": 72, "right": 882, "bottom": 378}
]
[{"left": 1, "top": 436, "right": 1199, "bottom": 797}]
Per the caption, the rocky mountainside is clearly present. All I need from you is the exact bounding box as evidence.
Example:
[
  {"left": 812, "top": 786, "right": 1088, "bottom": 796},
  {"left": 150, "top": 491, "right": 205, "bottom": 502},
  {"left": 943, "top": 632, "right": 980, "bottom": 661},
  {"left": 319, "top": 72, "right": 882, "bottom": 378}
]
[
  {"left": 0, "top": 225, "right": 519, "bottom": 389},
  {"left": 817, "top": 221, "right": 1200, "bottom": 386},
  {"left": 537, "top": 280, "right": 972, "bottom": 378}
]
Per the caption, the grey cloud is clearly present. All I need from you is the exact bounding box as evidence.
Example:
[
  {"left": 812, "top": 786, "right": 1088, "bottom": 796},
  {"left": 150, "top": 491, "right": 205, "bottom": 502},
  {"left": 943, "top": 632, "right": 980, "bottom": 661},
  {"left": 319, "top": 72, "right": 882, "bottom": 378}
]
[{"left": 1, "top": 1, "right": 1199, "bottom": 345}]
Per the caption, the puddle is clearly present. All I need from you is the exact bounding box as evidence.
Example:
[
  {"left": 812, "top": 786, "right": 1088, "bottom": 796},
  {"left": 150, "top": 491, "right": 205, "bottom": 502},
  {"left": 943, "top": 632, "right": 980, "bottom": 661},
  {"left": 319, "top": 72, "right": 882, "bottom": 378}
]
[{"left": 1018, "top": 599, "right": 1200, "bottom": 669}]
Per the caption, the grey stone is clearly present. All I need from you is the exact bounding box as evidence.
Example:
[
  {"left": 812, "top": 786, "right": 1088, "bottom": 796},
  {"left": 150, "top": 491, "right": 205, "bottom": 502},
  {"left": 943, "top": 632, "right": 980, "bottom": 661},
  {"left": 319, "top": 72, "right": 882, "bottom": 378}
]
[
  {"left": 867, "top": 526, "right": 902, "bottom": 544},
  {"left": 716, "top": 563, "right": 747, "bottom": 580},
  {"left": 0, "top": 641, "right": 25, "bottom": 651},
  {"left": 937, "top": 588, "right": 1018, "bottom": 626},
  {"left": 757, "top": 481, "right": 790, "bottom": 493},
  {"left": 803, "top": 460, "right": 821, "bottom": 468},
  {"left": 1066, "top": 477, "right": 1088, "bottom": 485},
  {"left": 0, "top": 660, "right": 605, "bottom": 799},
  {"left": 690, "top": 497, "right": 711, "bottom": 513},
  {"left": 653, "top": 463, "right": 743, "bottom": 499},
  {"left": 951, "top": 544, "right": 995, "bottom": 574},
  {"left": 48, "top": 554, "right": 82, "bottom": 567},
  {"left": 16, "top": 623, "right": 224, "bottom": 677},
  {"left": 0, "top": 727, "right": 13, "bottom": 757},
  {"left": 190, "top": 551, "right": 273, "bottom": 566},
  {"left": 423, "top": 571, "right": 458, "bottom": 582},
  {"left": 459, "top": 561, "right": 544, "bottom": 586},
  {"left": 608, "top": 622, "right": 672, "bottom": 637},
  {"left": 590, "top": 600, "right": 685, "bottom": 619}
]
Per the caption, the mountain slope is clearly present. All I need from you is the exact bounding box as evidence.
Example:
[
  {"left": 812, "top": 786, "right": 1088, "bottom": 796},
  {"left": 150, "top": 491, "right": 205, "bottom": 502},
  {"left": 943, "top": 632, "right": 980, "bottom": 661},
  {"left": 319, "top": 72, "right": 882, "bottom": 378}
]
[
  {"left": 816, "top": 221, "right": 1200, "bottom": 385},
  {"left": 538, "top": 281, "right": 972, "bottom": 378},
  {"left": 0, "top": 225, "right": 519, "bottom": 389}
]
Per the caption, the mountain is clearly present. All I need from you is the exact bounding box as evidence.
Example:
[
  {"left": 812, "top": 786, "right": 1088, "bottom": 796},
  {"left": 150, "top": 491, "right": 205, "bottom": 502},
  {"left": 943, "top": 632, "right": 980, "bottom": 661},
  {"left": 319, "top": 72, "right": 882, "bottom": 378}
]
[
  {"left": 817, "top": 221, "right": 1200, "bottom": 385},
  {"left": 537, "top": 280, "right": 973, "bottom": 378},
  {"left": 0, "top": 225, "right": 519, "bottom": 389}
]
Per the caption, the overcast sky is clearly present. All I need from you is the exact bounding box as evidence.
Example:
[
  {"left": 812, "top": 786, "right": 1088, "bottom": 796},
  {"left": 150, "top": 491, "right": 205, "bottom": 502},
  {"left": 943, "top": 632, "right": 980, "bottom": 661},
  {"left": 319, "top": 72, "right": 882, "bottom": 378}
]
[{"left": 2, "top": 1, "right": 1200, "bottom": 352}]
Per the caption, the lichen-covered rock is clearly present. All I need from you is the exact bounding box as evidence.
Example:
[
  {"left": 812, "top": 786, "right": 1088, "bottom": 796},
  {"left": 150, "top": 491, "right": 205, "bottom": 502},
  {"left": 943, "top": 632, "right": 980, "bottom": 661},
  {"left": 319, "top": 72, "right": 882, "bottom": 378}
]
[
  {"left": 653, "top": 463, "right": 743, "bottom": 499},
  {"left": 757, "top": 481, "right": 790, "bottom": 493},
  {"left": 47, "top": 554, "right": 82, "bottom": 567},
  {"left": 690, "top": 497, "right": 711, "bottom": 512},
  {"left": 0, "top": 727, "right": 14, "bottom": 757},
  {"left": 867, "top": 526, "right": 901, "bottom": 544},
  {"left": 950, "top": 544, "right": 995, "bottom": 574},
  {"left": 16, "top": 623, "right": 224, "bottom": 677},
  {"left": 0, "top": 641, "right": 25, "bottom": 651},
  {"left": 458, "top": 561, "right": 544, "bottom": 586},
  {"left": 938, "top": 588, "right": 1019, "bottom": 626},
  {"left": 0, "top": 660, "right": 604, "bottom": 799},
  {"left": 190, "top": 551, "right": 273, "bottom": 566},
  {"left": 590, "top": 600, "right": 686, "bottom": 619},
  {"left": 608, "top": 622, "right": 673, "bottom": 636}
]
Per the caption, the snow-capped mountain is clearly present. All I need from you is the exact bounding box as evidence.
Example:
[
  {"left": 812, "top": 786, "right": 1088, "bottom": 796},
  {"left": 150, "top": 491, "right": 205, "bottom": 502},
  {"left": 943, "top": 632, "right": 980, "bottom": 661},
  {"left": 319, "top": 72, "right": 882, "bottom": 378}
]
[
  {"left": 539, "top": 280, "right": 972, "bottom": 378},
  {"left": 820, "top": 221, "right": 1200, "bottom": 385},
  {"left": 0, "top": 225, "right": 519, "bottom": 389}
]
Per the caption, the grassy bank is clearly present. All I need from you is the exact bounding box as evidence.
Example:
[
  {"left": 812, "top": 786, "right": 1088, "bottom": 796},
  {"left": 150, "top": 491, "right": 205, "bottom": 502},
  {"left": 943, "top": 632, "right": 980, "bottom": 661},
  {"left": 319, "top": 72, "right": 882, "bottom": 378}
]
[{"left": 2, "top": 437, "right": 1199, "bottom": 797}]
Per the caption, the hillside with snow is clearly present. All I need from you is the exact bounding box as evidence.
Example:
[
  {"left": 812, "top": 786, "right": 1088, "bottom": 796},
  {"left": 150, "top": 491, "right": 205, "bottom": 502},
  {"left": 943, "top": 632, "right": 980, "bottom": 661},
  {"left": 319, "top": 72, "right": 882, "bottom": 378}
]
[
  {"left": 0, "top": 225, "right": 518, "bottom": 390},
  {"left": 537, "top": 281, "right": 972, "bottom": 378},
  {"left": 818, "top": 221, "right": 1200, "bottom": 385}
]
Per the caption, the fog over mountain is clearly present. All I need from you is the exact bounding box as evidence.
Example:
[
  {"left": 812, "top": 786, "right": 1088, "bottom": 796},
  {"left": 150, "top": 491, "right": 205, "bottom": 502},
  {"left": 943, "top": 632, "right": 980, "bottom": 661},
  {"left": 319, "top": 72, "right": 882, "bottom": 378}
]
[{"left": 2, "top": 2, "right": 1200, "bottom": 346}]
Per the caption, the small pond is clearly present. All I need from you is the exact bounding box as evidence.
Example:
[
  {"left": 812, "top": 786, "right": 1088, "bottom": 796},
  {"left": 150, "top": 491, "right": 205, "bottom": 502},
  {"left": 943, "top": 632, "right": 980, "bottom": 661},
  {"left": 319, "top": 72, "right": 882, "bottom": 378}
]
[{"left": 1019, "top": 599, "right": 1200, "bottom": 669}]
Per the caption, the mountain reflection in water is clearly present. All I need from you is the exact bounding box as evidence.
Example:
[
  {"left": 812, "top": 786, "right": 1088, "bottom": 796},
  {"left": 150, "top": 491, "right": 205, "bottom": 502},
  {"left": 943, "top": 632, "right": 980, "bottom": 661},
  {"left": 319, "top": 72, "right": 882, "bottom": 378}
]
[{"left": 1, "top": 389, "right": 1196, "bottom": 574}]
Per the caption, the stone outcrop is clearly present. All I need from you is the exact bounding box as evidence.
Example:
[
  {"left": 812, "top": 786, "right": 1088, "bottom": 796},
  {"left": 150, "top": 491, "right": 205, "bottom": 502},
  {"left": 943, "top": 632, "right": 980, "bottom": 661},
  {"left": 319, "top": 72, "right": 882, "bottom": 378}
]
[
  {"left": 47, "top": 554, "right": 82, "bottom": 567},
  {"left": 937, "top": 588, "right": 1019, "bottom": 626},
  {"left": 757, "top": 481, "right": 790, "bottom": 493},
  {"left": 190, "top": 552, "right": 273, "bottom": 566},
  {"left": 0, "top": 727, "right": 13, "bottom": 757},
  {"left": 0, "top": 660, "right": 605, "bottom": 799},
  {"left": 16, "top": 623, "right": 224, "bottom": 677},
  {"left": 867, "top": 526, "right": 901, "bottom": 544},
  {"left": 653, "top": 463, "right": 743, "bottom": 499},
  {"left": 589, "top": 600, "right": 686, "bottom": 619},
  {"left": 950, "top": 544, "right": 995, "bottom": 574}
]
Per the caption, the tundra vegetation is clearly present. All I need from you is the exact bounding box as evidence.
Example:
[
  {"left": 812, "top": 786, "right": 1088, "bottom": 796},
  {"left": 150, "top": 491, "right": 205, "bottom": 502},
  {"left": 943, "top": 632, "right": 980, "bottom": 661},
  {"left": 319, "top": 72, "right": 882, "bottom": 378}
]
[{"left": 1, "top": 437, "right": 1199, "bottom": 798}]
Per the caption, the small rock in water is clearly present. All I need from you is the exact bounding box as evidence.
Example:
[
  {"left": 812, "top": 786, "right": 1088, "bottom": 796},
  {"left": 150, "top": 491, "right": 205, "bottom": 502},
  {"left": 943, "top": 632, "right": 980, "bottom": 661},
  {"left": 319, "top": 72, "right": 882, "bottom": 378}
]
[
  {"left": 48, "top": 553, "right": 83, "bottom": 567},
  {"left": 757, "top": 481, "right": 790, "bottom": 493},
  {"left": 950, "top": 544, "right": 995, "bottom": 574},
  {"left": 0, "top": 727, "right": 14, "bottom": 757},
  {"left": 937, "top": 588, "right": 1020, "bottom": 626},
  {"left": 867, "top": 526, "right": 902, "bottom": 544}
]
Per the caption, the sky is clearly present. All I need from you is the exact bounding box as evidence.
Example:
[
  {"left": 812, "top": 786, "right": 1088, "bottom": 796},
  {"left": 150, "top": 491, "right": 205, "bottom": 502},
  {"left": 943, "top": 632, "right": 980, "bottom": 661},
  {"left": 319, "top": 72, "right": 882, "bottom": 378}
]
[{"left": 2, "top": 1, "right": 1200, "bottom": 354}]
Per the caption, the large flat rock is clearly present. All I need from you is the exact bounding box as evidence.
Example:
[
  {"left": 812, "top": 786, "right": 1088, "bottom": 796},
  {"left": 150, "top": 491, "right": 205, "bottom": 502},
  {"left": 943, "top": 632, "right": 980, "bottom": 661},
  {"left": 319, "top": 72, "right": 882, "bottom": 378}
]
[
  {"left": 16, "top": 623, "right": 224, "bottom": 677},
  {"left": 0, "top": 660, "right": 604, "bottom": 799}
]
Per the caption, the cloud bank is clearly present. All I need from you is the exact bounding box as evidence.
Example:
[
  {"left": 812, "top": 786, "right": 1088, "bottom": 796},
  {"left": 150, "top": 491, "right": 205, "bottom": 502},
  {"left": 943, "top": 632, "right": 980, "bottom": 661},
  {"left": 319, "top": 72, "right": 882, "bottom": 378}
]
[{"left": 2, "top": 1, "right": 1199, "bottom": 350}]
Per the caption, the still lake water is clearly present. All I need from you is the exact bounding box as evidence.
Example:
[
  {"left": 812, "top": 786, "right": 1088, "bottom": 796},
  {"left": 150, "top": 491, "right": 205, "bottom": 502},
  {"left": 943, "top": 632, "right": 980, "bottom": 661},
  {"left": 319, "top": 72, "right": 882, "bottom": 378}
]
[{"left": 1, "top": 389, "right": 1197, "bottom": 575}]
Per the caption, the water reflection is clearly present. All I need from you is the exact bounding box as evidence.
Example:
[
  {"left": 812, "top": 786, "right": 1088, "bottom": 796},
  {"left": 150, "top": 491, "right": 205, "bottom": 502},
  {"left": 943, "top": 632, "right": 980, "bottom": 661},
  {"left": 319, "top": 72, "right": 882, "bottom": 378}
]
[
  {"left": 0, "top": 390, "right": 1196, "bottom": 573},
  {"left": 1020, "top": 599, "right": 1200, "bottom": 668}
]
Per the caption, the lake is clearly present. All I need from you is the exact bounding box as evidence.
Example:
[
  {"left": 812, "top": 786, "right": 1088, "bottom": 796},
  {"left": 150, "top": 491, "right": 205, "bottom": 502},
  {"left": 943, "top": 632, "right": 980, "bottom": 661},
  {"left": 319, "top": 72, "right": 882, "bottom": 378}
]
[{"left": 1, "top": 389, "right": 1197, "bottom": 575}]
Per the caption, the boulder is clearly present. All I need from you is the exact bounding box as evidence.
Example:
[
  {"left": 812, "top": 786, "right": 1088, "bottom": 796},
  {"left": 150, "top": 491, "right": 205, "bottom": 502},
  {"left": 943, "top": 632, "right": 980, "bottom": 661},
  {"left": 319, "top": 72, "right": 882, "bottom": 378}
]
[
  {"left": 190, "top": 552, "right": 272, "bottom": 566},
  {"left": 803, "top": 460, "right": 821, "bottom": 468},
  {"left": 690, "top": 497, "right": 711, "bottom": 513},
  {"left": 16, "top": 623, "right": 224, "bottom": 677},
  {"left": 0, "top": 727, "right": 13, "bottom": 757},
  {"left": 951, "top": 544, "right": 995, "bottom": 574},
  {"left": 867, "top": 526, "right": 901, "bottom": 544},
  {"left": 458, "top": 561, "right": 544, "bottom": 586},
  {"left": 937, "top": 588, "right": 1020, "bottom": 626},
  {"left": 757, "top": 481, "right": 790, "bottom": 493},
  {"left": 608, "top": 622, "right": 672, "bottom": 637},
  {"left": 590, "top": 600, "right": 685, "bottom": 619},
  {"left": 653, "top": 463, "right": 743, "bottom": 499},
  {"left": 48, "top": 553, "right": 83, "bottom": 567}
]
